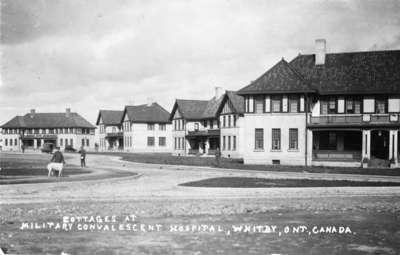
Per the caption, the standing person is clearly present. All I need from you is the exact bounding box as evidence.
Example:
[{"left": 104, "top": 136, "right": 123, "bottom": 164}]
[
  {"left": 47, "top": 147, "right": 65, "bottom": 177},
  {"left": 21, "top": 144, "right": 25, "bottom": 154},
  {"left": 215, "top": 147, "right": 221, "bottom": 167},
  {"left": 78, "top": 146, "right": 86, "bottom": 168}
]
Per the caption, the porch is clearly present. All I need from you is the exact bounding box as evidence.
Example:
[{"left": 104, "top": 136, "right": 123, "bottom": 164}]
[
  {"left": 312, "top": 131, "right": 362, "bottom": 162},
  {"left": 186, "top": 130, "right": 220, "bottom": 156},
  {"left": 309, "top": 128, "right": 400, "bottom": 168},
  {"left": 105, "top": 133, "right": 124, "bottom": 151}
]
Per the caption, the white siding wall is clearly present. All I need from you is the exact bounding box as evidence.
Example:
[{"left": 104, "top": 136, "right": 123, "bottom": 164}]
[
  {"left": 0, "top": 134, "right": 20, "bottom": 151},
  {"left": 126, "top": 123, "right": 172, "bottom": 153},
  {"left": 220, "top": 116, "right": 244, "bottom": 158},
  {"left": 242, "top": 113, "right": 307, "bottom": 165}
]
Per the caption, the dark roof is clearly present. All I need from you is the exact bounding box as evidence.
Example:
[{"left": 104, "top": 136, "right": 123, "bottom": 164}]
[
  {"left": 290, "top": 50, "right": 400, "bottom": 95},
  {"left": 170, "top": 97, "right": 223, "bottom": 120},
  {"left": 1, "top": 112, "right": 95, "bottom": 129},
  {"left": 217, "top": 91, "right": 245, "bottom": 115},
  {"left": 226, "top": 91, "right": 245, "bottom": 113},
  {"left": 123, "top": 103, "right": 171, "bottom": 123},
  {"left": 96, "top": 110, "right": 123, "bottom": 125},
  {"left": 201, "top": 96, "right": 224, "bottom": 118},
  {"left": 172, "top": 99, "right": 209, "bottom": 120},
  {"left": 238, "top": 49, "right": 400, "bottom": 96},
  {"left": 237, "top": 59, "right": 315, "bottom": 95}
]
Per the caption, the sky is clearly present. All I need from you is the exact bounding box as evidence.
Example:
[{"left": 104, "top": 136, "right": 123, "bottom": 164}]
[{"left": 1, "top": 0, "right": 400, "bottom": 124}]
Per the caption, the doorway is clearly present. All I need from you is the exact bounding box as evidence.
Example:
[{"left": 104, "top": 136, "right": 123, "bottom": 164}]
[{"left": 371, "top": 130, "right": 389, "bottom": 159}]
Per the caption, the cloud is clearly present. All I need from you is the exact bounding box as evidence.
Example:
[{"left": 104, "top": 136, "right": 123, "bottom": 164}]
[{"left": 1, "top": 0, "right": 400, "bottom": 124}]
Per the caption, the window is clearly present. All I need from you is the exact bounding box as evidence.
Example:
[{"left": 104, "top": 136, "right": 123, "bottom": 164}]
[
  {"left": 228, "top": 136, "right": 231, "bottom": 150},
  {"left": 255, "top": 129, "right": 264, "bottom": 150},
  {"left": 271, "top": 96, "right": 281, "bottom": 112},
  {"left": 272, "top": 128, "right": 281, "bottom": 150},
  {"left": 289, "top": 96, "right": 299, "bottom": 113},
  {"left": 289, "top": 128, "right": 298, "bottom": 150},
  {"left": 10, "top": 139, "right": 13, "bottom": 146},
  {"left": 159, "top": 137, "right": 166, "bottom": 146},
  {"left": 70, "top": 139, "right": 73, "bottom": 147},
  {"left": 159, "top": 124, "right": 166, "bottom": 131},
  {"left": 181, "top": 137, "right": 185, "bottom": 149},
  {"left": 194, "top": 123, "right": 199, "bottom": 131},
  {"left": 147, "top": 137, "right": 155, "bottom": 146},
  {"left": 81, "top": 139, "right": 85, "bottom": 146},
  {"left": 147, "top": 124, "right": 154, "bottom": 130},
  {"left": 210, "top": 120, "right": 214, "bottom": 129},
  {"left": 15, "top": 139, "right": 17, "bottom": 146},
  {"left": 233, "top": 136, "right": 236, "bottom": 150},
  {"left": 233, "top": 115, "right": 237, "bottom": 127},
  {"left": 228, "top": 115, "right": 231, "bottom": 127},
  {"left": 328, "top": 97, "right": 336, "bottom": 113},
  {"left": 223, "top": 136, "right": 226, "bottom": 150},
  {"left": 345, "top": 97, "right": 362, "bottom": 114},
  {"left": 254, "top": 96, "right": 264, "bottom": 113},
  {"left": 5, "top": 139, "right": 8, "bottom": 146},
  {"left": 86, "top": 139, "right": 89, "bottom": 147},
  {"left": 321, "top": 97, "right": 337, "bottom": 114},
  {"left": 376, "top": 98, "right": 387, "bottom": 114},
  {"left": 65, "top": 139, "right": 68, "bottom": 146},
  {"left": 174, "top": 138, "right": 177, "bottom": 149},
  {"left": 60, "top": 139, "right": 63, "bottom": 146},
  {"left": 203, "top": 120, "right": 207, "bottom": 128},
  {"left": 34, "top": 129, "right": 39, "bottom": 134},
  {"left": 223, "top": 116, "right": 226, "bottom": 127}
]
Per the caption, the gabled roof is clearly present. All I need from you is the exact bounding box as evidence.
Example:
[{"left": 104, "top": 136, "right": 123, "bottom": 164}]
[
  {"left": 96, "top": 110, "right": 123, "bottom": 125},
  {"left": 123, "top": 103, "right": 171, "bottom": 123},
  {"left": 201, "top": 96, "right": 224, "bottom": 119},
  {"left": 289, "top": 50, "right": 400, "bottom": 95},
  {"left": 170, "top": 99, "right": 209, "bottom": 120},
  {"left": 170, "top": 97, "right": 224, "bottom": 120},
  {"left": 216, "top": 91, "right": 245, "bottom": 115},
  {"left": 237, "top": 59, "right": 315, "bottom": 95},
  {"left": 1, "top": 112, "right": 95, "bottom": 129}
]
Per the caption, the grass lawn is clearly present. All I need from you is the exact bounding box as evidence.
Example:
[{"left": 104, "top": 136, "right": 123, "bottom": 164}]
[
  {"left": 180, "top": 177, "right": 400, "bottom": 188},
  {"left": 89, "top": 152, "right": 400, "bottom": 176}
]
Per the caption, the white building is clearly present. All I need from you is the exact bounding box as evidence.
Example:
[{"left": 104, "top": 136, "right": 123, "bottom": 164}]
[
  {"left": 96, "top": 110, "right": 124, "bottom": 151},
  {"left": 170, "top": 87, "right": 224, "bottom": 156},
  {"left": 236, "top": 39, "right": 400, "bottom": 168},
  {"left": 121, "top": 102, "right": 172, "bottom": 153},
  {"left": 0, "top": 109, "right": 96, "bottom": 151},
  {"left": 216, "top": 91, "right": 245, "bottom": 159}
]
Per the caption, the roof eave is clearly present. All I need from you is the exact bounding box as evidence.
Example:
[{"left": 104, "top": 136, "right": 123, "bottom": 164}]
[{"left": 237, "top": 89, "right": 317, "bottom": 95}]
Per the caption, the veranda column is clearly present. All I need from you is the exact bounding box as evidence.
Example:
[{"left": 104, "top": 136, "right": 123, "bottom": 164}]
[
  {"left": 185, "top": 138, "right": 190, "bottom": 155},
  {"left": 362, "top": 130, "right": 371, "bottom": 159},
  {"left": 34, "top": 139, "right": 37, "bottom": 150},
  {"left": 205, "top": 139, "right": 210, "bottom": 154},
  {"left": 389, "top": 130, "right": 398, "bottom": 165},
  {"left": 306, "top": 129, "right": 313, "bottom": 166}
]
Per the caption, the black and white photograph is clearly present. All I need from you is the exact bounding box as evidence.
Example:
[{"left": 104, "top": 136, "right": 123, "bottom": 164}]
[{"left": 0, "top": 0, "right": 400, "bottom": 254}]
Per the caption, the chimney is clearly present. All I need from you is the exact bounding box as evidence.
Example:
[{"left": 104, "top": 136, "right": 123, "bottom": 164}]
[
  {"left": 315, "top": 39, "right": 326, "bottom": 65},
  {"left": 146, "top": 97, "right": 153, "bottom": 107},
  {"left": 66, "top": 108, "right": 71, "bottom": 117},
  {"left": 214, "top": 86, "right": 224, "bottom": 99},
  {"left": 30, "top": 109, "right": 35, "bottom": 118}
]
